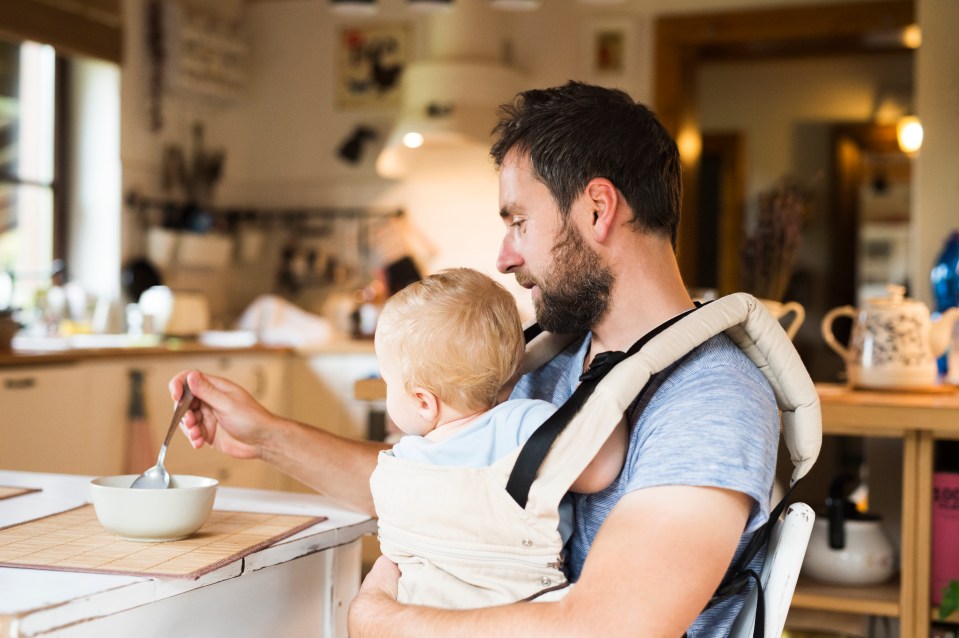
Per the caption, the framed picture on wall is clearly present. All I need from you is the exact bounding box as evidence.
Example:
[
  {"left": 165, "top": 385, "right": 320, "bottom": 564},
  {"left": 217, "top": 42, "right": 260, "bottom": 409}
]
[
  {"left": 584, "top": 18, "right": 638, "bottom": 81},
  {"left": 337, "top": 24, "right": 410, "bottom": 109},
  {"left": 594, "top": 28, "right": 625, "bottom": 73}
]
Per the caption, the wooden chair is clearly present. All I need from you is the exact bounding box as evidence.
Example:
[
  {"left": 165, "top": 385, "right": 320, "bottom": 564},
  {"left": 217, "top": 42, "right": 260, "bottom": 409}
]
[{"left": 728, "top": 502, "right": 816, "bottom": 638}]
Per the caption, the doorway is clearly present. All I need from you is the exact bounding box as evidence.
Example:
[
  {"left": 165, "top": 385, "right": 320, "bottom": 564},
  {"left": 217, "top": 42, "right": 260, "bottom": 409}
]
[{"left": 654, "top": 0, "right": 916, "bottom": 382}]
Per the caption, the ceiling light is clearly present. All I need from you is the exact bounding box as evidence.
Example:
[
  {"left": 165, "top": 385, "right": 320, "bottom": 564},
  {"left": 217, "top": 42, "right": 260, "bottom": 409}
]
[
  {"left": 490, "top": 0, "right": 540, "bottom": 11},
  {"left": 408, "top": 0, "right": 454, "bottom": 12},
  {"left": 376, "top": 61, "right": 523, "bottom": 179},
  {"left": 896, "top": 115, "right": 923, "bottom": 155},
  {"left": 402, "top": 131, "right": 424, "bottom": 148},
  {"left": 329, "top": 0, "right": 378, "bottom": 15},
  {"left": 901, "top": 24, "right": 922, "bottom": 49}
]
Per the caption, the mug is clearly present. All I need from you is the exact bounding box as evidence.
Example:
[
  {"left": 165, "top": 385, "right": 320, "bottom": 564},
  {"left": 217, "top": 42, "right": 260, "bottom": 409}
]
[{"left": 759, "top": 299, "right": 805, "bottom": 341}]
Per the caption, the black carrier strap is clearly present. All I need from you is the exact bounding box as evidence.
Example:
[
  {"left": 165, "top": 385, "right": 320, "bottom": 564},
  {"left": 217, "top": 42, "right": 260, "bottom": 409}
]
[
  {"left": 704, "top": 479, "right": 802, "bottom": 638},
  {"left": 512, "top": 301, "right": 798, "bottom": 638},
  {"left": 505, "top": 304, "right": 701, "bottom": 509}
]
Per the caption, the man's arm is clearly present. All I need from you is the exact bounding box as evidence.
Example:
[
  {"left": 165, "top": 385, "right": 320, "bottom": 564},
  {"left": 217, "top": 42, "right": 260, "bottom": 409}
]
[
  {"left": 349, "top": 484, "right": 752, "bottom": 637},
  {"left": 173, "top": 369, "right": 387, "bottom": 515}
]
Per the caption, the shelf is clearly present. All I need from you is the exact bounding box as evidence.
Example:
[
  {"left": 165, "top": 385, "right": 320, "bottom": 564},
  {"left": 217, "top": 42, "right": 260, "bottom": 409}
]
[
  {"left": 816, "top": 383, "right": 959, "bottom": 438},
  {"left": 791, "top": 576, "right": 900, "bottom": 617},
  {"left": 933, "top": 608, "right": 959, "bottom": 624}
]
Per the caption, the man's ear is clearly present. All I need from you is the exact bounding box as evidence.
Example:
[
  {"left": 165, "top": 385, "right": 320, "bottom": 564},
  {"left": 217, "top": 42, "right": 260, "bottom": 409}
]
[
  {"left": 413, "top": 387, "right": 440, "bottom": 423},
  {"left": 585, "top": 178, "right": 619, "bottom": 242}
]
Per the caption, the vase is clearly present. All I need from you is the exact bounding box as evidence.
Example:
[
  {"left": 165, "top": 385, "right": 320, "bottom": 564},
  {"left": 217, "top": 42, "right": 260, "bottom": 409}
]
[{"left": 0, "top": 313, "right": 20, "bottom": 352}]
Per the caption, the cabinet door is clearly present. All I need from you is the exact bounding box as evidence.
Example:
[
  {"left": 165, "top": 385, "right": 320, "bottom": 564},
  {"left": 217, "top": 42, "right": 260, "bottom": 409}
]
[
  {"left": 289, "top": 354, "right": 379, "bottom": 441},
  {"left": 82, "top": 360, "right": 135, "bottom": 476},
  {"left": 0, "top": 364, "right": 106, "bottom": 475},
  {"left": 134, "top": 353, "right": 290, "bottom": 490}
]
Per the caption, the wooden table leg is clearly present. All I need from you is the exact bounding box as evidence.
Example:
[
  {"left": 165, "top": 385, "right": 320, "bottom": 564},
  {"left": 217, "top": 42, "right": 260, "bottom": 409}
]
[
  {"left": 913, "top": 431, "right": 935, "bottom": 637},
  {"left": 901, "top": 431, "right": 918, "bottom": 636}
]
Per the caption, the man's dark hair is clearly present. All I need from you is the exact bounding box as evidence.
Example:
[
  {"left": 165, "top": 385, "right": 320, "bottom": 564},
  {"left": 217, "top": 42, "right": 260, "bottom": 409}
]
[{"left": 490, "top": 81, "right": 682, "bottom": 247}]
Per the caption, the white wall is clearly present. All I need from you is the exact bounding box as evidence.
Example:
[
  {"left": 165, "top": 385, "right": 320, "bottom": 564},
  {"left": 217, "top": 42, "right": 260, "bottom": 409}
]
[
  {"left": 914, "top": 0, "right": 959, "bottom": 306},
  {"left": 117, "top": 0, "right": 958, "bottom": 320}
]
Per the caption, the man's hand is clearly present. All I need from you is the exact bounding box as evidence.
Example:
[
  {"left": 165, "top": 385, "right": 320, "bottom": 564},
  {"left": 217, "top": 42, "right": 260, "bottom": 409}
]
[
  {"left": 169, "top": 370, "right": 387, "bottom": 514},
  {"left": 349, "top": 556, "right": 401, "bottom": 637},
  {"left": 170, "top": 369, "right": 273, "bottom": 460}
]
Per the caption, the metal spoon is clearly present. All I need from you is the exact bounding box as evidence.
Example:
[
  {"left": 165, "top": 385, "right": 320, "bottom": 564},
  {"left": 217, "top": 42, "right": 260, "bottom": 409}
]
[{"left": 130, "top": 387, "right": 194, "bottom": 489}]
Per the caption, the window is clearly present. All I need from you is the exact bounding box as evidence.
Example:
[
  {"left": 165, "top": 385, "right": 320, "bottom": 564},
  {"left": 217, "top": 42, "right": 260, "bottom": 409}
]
[
  {"left": 0, "top": 35, "right": 120, "bottom": 335},
  {"left": 0, "top": 37, "right": 56, "bottom": 312}
]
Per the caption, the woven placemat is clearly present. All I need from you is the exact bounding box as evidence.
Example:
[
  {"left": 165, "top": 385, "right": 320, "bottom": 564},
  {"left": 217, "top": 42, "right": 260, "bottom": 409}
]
[
  {"left": 0, "top": 504, "right": 326, "bottom": 580},
  {"left": 0, "top": 486, "right": 40, "bottom": 501}
]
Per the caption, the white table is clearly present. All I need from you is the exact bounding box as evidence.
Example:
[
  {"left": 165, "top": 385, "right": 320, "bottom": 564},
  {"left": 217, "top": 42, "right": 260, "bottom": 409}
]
[{"left": 0, "top": 471, "right": 376, "bottom": 637}]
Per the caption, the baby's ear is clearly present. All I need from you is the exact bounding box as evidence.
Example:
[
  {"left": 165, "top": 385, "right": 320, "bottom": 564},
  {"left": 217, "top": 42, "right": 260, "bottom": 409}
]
[
  {"left": 496, "top": 375, "right": 520, "bottom": 405},
  {"left": 413, "top": 387, "right": 439, "bottom": 422}
]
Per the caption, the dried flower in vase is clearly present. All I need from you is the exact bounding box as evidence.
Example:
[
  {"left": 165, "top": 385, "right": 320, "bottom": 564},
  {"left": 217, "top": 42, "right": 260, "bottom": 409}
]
[{"left": 740, "top": 176, "right": 813, "bottom": 302}]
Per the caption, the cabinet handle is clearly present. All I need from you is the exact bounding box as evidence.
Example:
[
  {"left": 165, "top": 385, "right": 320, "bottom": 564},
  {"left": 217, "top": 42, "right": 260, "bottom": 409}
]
[
  {"left": 4, "top": 377, "right": 36, "bottom": 390},
  {"left": 254, "top": 365, "right": 266, "bottom": 399}
]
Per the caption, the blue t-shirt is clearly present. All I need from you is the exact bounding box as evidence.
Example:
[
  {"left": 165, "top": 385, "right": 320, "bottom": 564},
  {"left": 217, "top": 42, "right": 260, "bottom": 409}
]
[{"left": 511, "top": 332, "right": 779, "bottom": 636}]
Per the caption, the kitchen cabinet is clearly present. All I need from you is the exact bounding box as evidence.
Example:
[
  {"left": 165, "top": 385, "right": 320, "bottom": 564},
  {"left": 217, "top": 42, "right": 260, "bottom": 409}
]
[
  {"left": 787, "top": 384, "right": 959, "bottom": 637},
  {"left": 289, "top": 350, "right": 379, "bottom": 441},
  {"left": 0, "top": 351, "right": 290, "bottom": 490},
  {"left": 0, "top": 364, "right": 120, "bottom": 475},
  {"left": 118, "top": 351, "right": 290, "bottom": 490}
]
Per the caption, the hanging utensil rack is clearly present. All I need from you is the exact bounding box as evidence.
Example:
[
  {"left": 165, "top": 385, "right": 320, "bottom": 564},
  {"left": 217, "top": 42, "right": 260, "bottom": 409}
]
[{"left": 125, "top": 191, "right": 403, "bottom": 230}]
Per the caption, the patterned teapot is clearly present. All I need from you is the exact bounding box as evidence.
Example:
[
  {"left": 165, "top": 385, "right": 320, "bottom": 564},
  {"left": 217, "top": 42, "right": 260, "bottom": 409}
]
[{"left": 821, "top": 284, "right": 959, "bottom": 389}]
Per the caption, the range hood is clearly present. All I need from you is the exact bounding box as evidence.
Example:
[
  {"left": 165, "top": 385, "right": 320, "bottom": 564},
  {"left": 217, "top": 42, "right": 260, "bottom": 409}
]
[
  {"left": 375, "top": 4, "right": 524, "bottom": 179},
  {"left": 376, "top": 61, "right": 523, "bottom": 178}
]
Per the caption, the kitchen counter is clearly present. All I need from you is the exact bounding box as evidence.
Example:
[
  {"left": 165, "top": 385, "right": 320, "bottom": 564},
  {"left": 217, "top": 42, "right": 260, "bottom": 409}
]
[
  {"left": 0, "top": 339, "right": 292, "bottom": 368},
  {"left": 0, "top": 335, "right": 375, "bottom": 368},
  {"left": 0, "top": 470, "right": 376, "bottom": 638}
]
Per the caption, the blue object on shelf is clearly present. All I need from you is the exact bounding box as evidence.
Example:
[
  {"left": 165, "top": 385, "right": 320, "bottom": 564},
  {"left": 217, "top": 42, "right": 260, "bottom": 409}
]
[{"left": 931, "top": 231, "right": 959, "bottom": 375}]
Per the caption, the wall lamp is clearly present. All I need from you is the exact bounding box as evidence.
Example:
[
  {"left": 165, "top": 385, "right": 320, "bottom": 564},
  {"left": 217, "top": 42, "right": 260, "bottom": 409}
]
[
  {"left": 337, "top": 125, "right": 378, "bottom": 164},
  {"left": 896, "top": 115, "right": 923, "bottom": 155}
]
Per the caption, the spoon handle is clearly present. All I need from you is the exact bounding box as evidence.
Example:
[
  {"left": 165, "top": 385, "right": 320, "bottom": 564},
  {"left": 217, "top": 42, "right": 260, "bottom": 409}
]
[{"left": 158, "top": 387, "right": 194, "bottom": 463}]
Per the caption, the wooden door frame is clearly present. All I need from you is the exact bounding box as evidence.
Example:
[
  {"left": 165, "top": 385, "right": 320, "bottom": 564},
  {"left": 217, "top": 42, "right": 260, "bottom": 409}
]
[
  {"left": 831, "top": 122, "right": 902, "bottom": 305},
  {"left": 700, "top": 132, "right": 745, "bottom": 295},
  {"left": 653, "top": 0, "right": 915, "bottom": 286}
]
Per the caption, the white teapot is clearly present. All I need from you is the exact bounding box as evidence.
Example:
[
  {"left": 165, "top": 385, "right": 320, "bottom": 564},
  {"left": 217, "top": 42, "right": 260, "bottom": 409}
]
[{"left": 821, "top": 284, "right": 959, "bottom": 389}]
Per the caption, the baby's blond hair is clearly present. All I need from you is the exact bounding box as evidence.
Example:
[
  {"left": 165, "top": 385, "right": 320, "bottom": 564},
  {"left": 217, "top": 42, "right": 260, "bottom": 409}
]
[{"left": 376, "top": 268, "right": 525, "bottom": 412}]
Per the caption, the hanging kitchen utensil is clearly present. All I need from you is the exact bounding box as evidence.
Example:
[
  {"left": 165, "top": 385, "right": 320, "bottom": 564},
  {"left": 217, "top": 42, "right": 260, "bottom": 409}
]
[{"left": 124, "top": 369, "right": 157, "bottom": 475}]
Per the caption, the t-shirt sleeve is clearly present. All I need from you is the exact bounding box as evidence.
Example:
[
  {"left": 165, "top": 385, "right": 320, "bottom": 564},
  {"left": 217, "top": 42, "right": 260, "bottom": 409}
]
[{"left": 622, "top": 350, "right": 780, "bottom": 532}]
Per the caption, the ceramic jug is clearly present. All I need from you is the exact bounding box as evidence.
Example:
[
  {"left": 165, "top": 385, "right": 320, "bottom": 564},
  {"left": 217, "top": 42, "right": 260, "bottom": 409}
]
[
  {"left": 802, "top": 474, "right": 896, "bottom": 586},
  {"left": 821, "top": 284, "right": 959, "bottom": 389},
  {"left": 759, "top": 299, "right": 805, "bottom": 340}
]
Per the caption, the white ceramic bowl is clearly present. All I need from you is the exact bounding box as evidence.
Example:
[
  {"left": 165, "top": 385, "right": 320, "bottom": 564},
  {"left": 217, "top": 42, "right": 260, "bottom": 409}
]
[{"left": 89, "top": 474, "right": 218, "bottom": 542}]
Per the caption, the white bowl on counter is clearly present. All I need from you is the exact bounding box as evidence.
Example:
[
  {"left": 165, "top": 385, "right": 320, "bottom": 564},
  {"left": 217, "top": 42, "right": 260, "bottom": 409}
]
[{"left": 89, "top": 474, "right": 218, "bottom": 542}]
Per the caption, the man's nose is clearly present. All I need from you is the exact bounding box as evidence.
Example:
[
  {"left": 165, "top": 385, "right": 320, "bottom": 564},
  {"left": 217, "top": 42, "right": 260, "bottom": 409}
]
[{"left": 497, "top": 236, "right": 522, "bottom": 274}]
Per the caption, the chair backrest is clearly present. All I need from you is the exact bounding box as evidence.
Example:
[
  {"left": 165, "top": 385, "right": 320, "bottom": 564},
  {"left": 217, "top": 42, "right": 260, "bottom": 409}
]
[{"left": 728, "top": 502, "right": 816, "bottom": 638}]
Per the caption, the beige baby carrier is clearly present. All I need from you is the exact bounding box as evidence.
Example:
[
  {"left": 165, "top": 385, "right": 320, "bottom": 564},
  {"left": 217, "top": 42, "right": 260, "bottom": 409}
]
[{"left": 370, "top": 293, "right": 822, "bottom": 610}]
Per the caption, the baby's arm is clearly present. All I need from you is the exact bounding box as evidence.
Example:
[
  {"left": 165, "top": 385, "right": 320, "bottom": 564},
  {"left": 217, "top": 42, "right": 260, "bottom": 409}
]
[{"left": 569, "top": 419, "right": 627, "bottom": 494}]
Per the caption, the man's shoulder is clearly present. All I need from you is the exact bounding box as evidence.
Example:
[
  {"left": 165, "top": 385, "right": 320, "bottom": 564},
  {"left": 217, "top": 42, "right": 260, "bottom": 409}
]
[{"left": 661, "top": 332, "right": 773, "bottom": 393}]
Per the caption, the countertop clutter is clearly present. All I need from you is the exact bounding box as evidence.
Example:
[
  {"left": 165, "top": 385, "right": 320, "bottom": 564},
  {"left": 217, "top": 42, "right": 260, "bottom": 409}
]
[{"left": 0, "top": 470, "right": 375, "bottom": 638}]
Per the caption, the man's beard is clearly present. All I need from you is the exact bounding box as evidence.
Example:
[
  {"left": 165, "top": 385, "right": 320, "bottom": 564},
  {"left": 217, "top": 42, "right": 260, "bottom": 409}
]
[{"left": 522, "top": 224, "right": 614, "bottom": 334}]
